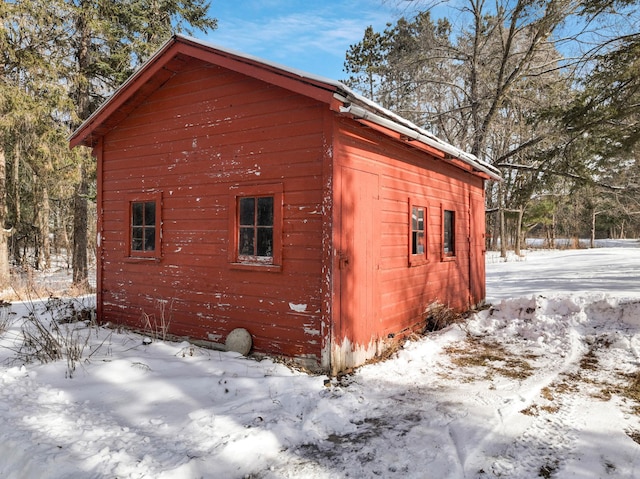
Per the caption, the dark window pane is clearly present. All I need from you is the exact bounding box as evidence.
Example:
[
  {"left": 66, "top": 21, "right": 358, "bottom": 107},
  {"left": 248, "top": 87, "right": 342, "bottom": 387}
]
[
  {"left": 257, "top": 197, "right": 274, "bottom": 226},
  {"left": 444, "top": 210, "right": 455, "bottom": 254},
  {"left": 144, "top": 227, "right": 156, "bottom": 251},
  {"left": 256, "top": 227, "right": 273, "bottom": 256},
  {"left": 239, "top": 198, "right": 255, "bottom": 226},
  {"left": 144, "top": 201, "right": 156, "bottom": 226},
  {"left": 412, "top": 231, "right": 425, "bottom": 255},
  {"left": 132, "top": 227, "right": 143, "bottom": 251},
  {"left": 239, "top": 227, "right": 255, "bottom": 255},
  {"left": 132, "top": 202, "right": 143, "bottom": 226},
  {"left": 416, "top": 231, "right": 424, "bottom": 254}
]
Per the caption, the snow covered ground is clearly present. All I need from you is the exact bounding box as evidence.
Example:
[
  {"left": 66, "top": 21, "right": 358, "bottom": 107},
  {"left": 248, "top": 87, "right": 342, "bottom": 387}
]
[{"left": 2, "top": 240, "right": 640, "bottom": 478}]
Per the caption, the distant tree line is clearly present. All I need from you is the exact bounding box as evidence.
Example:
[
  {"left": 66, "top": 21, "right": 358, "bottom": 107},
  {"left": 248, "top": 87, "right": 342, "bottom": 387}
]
[
  {"left": 344, "top": 0, "right": 640, "bottom": 256},
  {"left": 0, "top": 0, "right": 216, "bottom": 289}
]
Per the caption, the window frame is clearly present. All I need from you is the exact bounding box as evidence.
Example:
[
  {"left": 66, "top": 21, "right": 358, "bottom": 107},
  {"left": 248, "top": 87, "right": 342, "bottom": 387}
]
[
  {"left": 442, "top": 208, "right": 456, "bottom": 259},
  {"left": 126, "top": 192, "right": 162, "bottom": 260},
  {"left": 229, "top": 183, "right": 283, "bottom": 272},
  {"left": 408, "top": 199, "right": 428, "bottom": 266}
]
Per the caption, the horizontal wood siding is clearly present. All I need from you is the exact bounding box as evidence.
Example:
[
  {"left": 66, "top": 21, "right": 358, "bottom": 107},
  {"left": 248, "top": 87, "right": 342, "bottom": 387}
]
[
  {"left": 334, "top": 118, "right": 485, "bottom": 342},
  {"left": 99, "top": 58, "right": 326, "bottom": 362}
]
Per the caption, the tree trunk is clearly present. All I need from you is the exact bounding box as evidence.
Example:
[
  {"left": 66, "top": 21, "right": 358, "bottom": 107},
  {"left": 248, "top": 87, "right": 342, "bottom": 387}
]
[
  {"left": 499, "top": 183, "right": 507, "bottom": 258},
  {"left": 514, "top": 205, "right": 524, "bottom": 256},
  {"left": 12, "top": 142, "right": 20, "bottom": 224},
  {"left": 590, "top": 209, "right": 597, "bottom": 248},
  {"left": 0, "top": 138, "right": 11, "bottom": 289},
  {"left": 11, "top": 143, "right": 21, "bottom": 265},
  {"left": 38, "top": 185, "right": 51, "bottom": 269},
  {"left": 72, "top": 6, "right": 92, "bottom": 287},
  {"left": 72, "top": 162, "right": 89, "bottom": 288}
]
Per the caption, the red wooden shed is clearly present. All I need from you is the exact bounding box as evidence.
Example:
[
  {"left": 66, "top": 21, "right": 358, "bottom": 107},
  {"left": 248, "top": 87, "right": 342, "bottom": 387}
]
[{"left": 70, "top": 35, "right": 500, "bottom": 374}]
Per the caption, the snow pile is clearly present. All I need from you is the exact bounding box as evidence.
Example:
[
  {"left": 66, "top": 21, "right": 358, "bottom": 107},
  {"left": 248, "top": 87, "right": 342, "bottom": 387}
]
[{"left": 1, "top": 244, "right": 640, "bottom": 478}]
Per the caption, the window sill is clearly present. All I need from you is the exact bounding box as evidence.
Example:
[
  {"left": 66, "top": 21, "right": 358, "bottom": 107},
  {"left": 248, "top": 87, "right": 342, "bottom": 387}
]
[
  {"left": 124, "top": 256, "right": 162, "bottom": 263},
  {"left": 441, "top": 254, "right": 456, "bottom": 262},
  {"left": 229, "top": 262, "right": 282, "bottom": 273},
  {"left": 409, "top": 256, "right": 429, "bottom": 267}
]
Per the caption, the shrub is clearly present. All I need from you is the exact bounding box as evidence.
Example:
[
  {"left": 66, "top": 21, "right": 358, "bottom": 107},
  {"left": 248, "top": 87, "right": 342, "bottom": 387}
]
[{"left": 15, "top": 296, "right": 97, "bottom": 378}]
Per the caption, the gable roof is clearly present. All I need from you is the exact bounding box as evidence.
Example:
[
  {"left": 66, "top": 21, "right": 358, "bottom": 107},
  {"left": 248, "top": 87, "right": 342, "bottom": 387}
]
[{"left": 70, "top": 34, "right": 501, "bottom": 181}]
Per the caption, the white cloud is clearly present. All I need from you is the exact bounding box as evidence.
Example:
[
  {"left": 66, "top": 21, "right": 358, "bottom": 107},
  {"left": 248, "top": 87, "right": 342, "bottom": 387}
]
[{"left": 203, "top": 1, "right": 397, "bottom": 77}]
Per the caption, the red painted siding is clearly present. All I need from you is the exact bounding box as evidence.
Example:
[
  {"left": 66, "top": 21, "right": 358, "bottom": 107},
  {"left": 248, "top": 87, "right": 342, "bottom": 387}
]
[
  {"left": 74, "top": 36, "right": 495, "bottom": 374},
  {"left": 99, "top": 58, "right": 327, "bottom": 361},
  {"left": 331, "top": 118, "right": 485, "bottom": 361}
]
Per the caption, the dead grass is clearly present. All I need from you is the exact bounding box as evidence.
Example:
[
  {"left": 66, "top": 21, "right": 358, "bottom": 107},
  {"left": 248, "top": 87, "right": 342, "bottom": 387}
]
[
  {"left": 11, "top": 296, "right": 98, "bottom": 378},
  {"left": 552, "top": 346, "right": 640, "bottom": 415},
  {"left": 0, "top": 300, "right": 13, "bottom": 334},
  {"left": 539, "top": 461, "right": 559, "bottom": 479},
  {"left": 580, "top": 348, "right": 599, "bottom": 371},
  {"left": 444, "top": 337, "right": 535, "bottom": 381},
  {"left": 140, "top": 298, "right": 174, "bottom": 341},
  {"left": 552, "top": 380, "right": 579, "bottom": 395},
  {"left": 563, "top": 341, "right": 640, "bottom": 413},
  {"left": 424, "top": 303, "right": 465, "bottom": 332},
  {"left": 541, "top": 387, "right": 555, "bottom": 402},
  {"left": 625, "top": 371, "right": 640, "bottom": 400},
  {"left": 626, "top": 429, "right": 640, "bottom": 445},
  {"left": 621, "top": 371, "right": 640, "bottom": 407},
  {"left": 520, "top": 404, "right": 539, "bottom": 416},
  {"left": 520, "top": 395, "right": 560, "bottom": 417}
]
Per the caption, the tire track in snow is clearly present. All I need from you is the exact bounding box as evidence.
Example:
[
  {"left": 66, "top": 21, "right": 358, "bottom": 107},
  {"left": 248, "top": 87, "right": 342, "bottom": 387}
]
[
  {"left": 455, "top": 298, "right": 589, "bottom": 477},
  {"left": 487, "top": 386, "right": 579, "bottom": 478}
]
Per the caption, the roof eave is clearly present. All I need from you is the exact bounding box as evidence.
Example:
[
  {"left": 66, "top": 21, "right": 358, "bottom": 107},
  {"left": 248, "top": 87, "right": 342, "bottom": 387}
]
[
  {"left": 70, "top": 34, "right": 342, "bottom": 149},
  {"left": 68, "top": 34, "right": 501, "bottom": 182},
  {"left": 334, "top": 93, "right": 501, "bottom": 181}
]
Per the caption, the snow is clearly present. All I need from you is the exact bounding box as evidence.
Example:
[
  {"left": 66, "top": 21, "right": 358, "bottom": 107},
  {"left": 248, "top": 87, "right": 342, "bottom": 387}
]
[{"left": 2, "top": 241, "right": 640, "bottom": 478}]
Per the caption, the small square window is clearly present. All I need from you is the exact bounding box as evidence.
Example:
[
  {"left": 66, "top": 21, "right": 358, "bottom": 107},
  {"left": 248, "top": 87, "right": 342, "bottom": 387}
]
[{"left": 444, "top": 209, "right": 455, "bottom": 256}]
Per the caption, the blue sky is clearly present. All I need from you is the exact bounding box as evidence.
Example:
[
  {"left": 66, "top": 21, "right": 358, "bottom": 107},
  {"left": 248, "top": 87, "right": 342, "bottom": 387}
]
[{"left": 200, "top": 0, "right": 416, "bottom": 81}]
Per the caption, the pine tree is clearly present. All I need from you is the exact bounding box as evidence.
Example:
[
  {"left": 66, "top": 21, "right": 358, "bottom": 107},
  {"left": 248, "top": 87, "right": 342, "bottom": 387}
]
[
  {"left": 1, "top": 0, "right": 217, "bottom": 287},
  {"left": 62, "top": 0, "right": 217, "bottom": 287},
  {"left": 344, "top": 26, "right": 385, "bottom": 100},
  {"left": 1, "top": 0, "right": 74, "bottom": 284}
]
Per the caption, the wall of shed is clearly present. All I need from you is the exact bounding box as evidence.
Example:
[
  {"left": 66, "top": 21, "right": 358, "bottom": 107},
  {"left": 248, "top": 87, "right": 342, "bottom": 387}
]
[
  {"left": 330, "top": 118, "right": 486, "bottom": 371},
  {"left": 97, "top": 58, "right": 328, "bottom": 364}
]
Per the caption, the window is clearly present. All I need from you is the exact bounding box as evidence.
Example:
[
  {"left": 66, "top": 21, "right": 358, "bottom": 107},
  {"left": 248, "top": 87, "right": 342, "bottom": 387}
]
[
  {"left": 409, "top": 201, "right": 428, "bottom": 266},
  {"left": 238, "top": 196, "right": 274, "bottom": 259},
  {"left": 411, "top": 206, "right": 426, "bottom": 255},
  {"left": 229, "top": 184, "right": 282, "bottom": 270},
  {"left": 443, "top": 209, "right": 455, "bottom": 256},
  {"left": 127, "top": 193, "right": 161, "bottom": 259}
]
